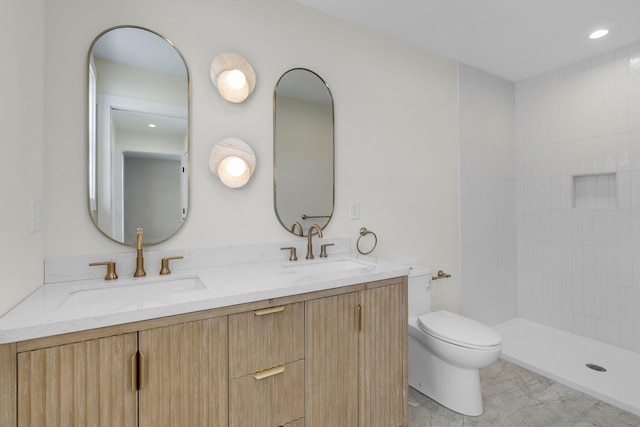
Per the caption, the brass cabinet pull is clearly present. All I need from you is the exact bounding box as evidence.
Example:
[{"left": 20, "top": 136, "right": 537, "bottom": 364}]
[
  {"left": 357, "top": 304, "right": 363, "bottom": 332},
  {"left": 131, "top": 351, "right": 144, "bottom": 391},
  {"left": 131, "top": 352, "right": 138, "bottom": 392},
  {"left": 254, "top": 305, "right": 285, "bottom": 316},
  {"left": 254, "top": 365, "right": 285, "bottom": 380},
  {"left": 138, "top": 351, "right": 144, "bottom": 390}
]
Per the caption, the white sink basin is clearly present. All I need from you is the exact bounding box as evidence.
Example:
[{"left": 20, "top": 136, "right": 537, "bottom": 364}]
[
  {"left": 59, "top": 276, "right": 205, "bottom": 308},
  {"left": 284, "top": 257, "right": 376, "bottom": 275}
]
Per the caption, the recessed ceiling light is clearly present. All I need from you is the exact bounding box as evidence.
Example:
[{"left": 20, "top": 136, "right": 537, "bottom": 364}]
[
  {"left": 589, "top": 29, "right": 609, "bottom": 39},
  {"left": 148, "top": 123, "right": 157, "bottom": 128}
]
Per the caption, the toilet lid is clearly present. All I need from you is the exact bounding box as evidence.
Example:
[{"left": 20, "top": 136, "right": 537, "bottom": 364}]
[{"left": 417, "top": 310, "right": 501, "bottom": 348}]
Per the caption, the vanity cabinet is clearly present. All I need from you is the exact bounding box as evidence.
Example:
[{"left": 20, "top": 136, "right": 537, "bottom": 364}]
[
  {"left": 17, "top": 333, "right": 138, "bottom": 426},
  {"left": 2, "top": 276, "right": 407, "bottom": 427},
  {"left": 138, "top": 317, "right": 228, "bottom": 427},
  {"left": 228, "top": 302, "right": 305, "bottom": 426},
  {"left": 305, "top": 280, "right": 407, "bottom": 427},
  {"left": 15, "top": 317, "right": 228, "bottom": 427}
]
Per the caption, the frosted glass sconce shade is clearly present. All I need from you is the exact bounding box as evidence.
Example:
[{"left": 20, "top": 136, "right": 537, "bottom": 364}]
[
  {"left": 210, "top": 53, "right": 256, "bottom": 103},
  {"left": 209, "top": 138, "right": 256, "bottom": 188}
]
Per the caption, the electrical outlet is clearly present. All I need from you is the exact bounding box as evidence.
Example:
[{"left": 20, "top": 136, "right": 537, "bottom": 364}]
[{"left": 349, "top": 201, "right": 360, "bottom": 220}]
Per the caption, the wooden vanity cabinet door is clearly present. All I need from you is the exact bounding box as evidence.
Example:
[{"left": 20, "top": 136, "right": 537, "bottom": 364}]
[
  {"left": 138, "top": 316, "right": 228, "bottom": 427},
  {"left": 305, "top": 292, "right": 359, "bottom": 427},
  {"left": 359, "top": 282, "right": 407, "bottom": 427},
  {"left": 17, "top": 333, "right": 138, "bottom": 427}
]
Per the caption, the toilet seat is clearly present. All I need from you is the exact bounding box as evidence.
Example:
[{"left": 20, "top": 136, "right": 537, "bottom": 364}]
[{"left": 417, "top": 310, "right": 501, "bottom": 350}]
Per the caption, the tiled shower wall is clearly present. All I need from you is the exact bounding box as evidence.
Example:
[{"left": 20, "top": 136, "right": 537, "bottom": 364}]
[
  {"left": 459, "top": 65, "right": 518, "bottom": 326},
  {"left": 516, "top": 44, "right": 640, "bottom": 352}
]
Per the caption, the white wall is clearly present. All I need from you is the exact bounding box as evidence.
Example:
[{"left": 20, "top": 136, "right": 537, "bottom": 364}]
[
  {"left": 0, "top": 0, "right": 461, "bottom": 316},
  {"left": 516, "top": 44, "right": 640, "bottom": 352},
  {"left": 0, "top": 0, "right": 46, "bottom": 315},
  {"left": 459, "top": 65, "right": 517, "bottom": 325}
]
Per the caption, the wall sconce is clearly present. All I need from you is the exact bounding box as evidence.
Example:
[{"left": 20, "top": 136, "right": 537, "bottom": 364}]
[
  {"left": 210, "top": 53, "right": 256, "bottom": 103},
  {"left": 209, "top": 138, "right": 256, "bottom": 188}
]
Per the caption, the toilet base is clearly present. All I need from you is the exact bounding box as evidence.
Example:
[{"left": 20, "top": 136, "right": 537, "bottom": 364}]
[{"left": 409, "top": 335, "right": 484, "bottom": 416}]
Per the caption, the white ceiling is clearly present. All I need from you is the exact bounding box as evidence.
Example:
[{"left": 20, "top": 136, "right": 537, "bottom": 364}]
[{"left": 294, "top": 0, "right": 640, "bottom": 82}]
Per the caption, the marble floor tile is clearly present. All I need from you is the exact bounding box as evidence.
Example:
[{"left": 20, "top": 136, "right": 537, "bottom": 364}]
[{"left": 408, "top": 358, "right": 640, "bottom": 426}]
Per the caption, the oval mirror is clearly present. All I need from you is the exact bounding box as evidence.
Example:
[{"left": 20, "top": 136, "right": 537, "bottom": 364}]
[
  {"left": 88, "top": 26, "right": 189, "bottom": 245},
  {"left": 274, "top": 69, "right": 334, "bottom": 236}
]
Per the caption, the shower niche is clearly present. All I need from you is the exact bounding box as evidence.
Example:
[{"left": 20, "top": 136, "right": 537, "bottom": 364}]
[{"left": 573, "top": 173, "right": 617, "bottom": 209}]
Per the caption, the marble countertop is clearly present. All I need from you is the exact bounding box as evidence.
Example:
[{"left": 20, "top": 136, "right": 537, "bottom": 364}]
[{"left": 0, "top": 248, "right": 409, "bottom": 344}]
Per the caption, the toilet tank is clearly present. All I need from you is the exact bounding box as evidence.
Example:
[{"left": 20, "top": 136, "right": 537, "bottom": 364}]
[{"left": 408, "top": 266, "right": 432, "bottom": 319}]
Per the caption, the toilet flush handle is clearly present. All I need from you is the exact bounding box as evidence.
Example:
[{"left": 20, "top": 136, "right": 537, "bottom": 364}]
[{"left": 431, "top": 270, "right": 451, "bottom": 281}]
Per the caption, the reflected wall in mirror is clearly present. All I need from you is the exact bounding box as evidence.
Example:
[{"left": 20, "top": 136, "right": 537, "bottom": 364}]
[
  {"left": 274, "top": 68, "right": 334, "bottom": 236},
  {"left": 88, "top": 26, "right": 189, "bottom": 245}
]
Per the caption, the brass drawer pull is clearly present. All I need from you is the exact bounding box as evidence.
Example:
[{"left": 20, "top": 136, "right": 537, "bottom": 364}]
[
  {"left": 254, "top": 305, "right": 285, "bottom": 316},
  {"left": 254, "top": 365, "right": 285, "bottom": 380}
]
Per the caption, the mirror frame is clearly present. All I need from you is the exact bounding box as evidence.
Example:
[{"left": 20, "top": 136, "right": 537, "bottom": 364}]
[
  {"left": 87, "top": 25, "right": 191, "bottom": 246},
  {"left": 273, "top": 68, "right": 335, "bottom": 236}
]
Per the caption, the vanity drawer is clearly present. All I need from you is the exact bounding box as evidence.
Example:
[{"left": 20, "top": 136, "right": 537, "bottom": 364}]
[
  {"left": 229, "top": 302, "right": 304, "bottom": 379},
  {"left": 229, "top": 360, "right": 304, "bottom": 427}
]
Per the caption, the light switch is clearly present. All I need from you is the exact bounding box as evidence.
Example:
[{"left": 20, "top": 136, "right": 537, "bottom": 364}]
[
  {"left": 349, "top": 201, "right": 360, "bottom": 220},
  {"left": 32, "top": 199, "right": 43, "bottom": 232}
]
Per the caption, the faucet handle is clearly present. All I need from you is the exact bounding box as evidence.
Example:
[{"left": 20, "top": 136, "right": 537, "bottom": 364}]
[
  {"left": 280, "top": 247, "right": 298, "bottom": 261},
  {"left": 89, "top": 261, "right": 118, "bottom": 281},
  {"left": 159, "top": 256, "right": 184, "bottom": 275},
  {"left": 320, "top": 243, "right": 334, "bottom": 258}
]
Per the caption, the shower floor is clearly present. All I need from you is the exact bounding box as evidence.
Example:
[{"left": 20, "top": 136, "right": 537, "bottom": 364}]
[{"left": 494, "top": 318, "right": 640, "bottom": 417}]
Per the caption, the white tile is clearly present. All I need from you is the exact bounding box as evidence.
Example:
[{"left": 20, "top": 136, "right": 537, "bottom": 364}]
[
  {"left": 620, "top": 287, "right": 635, "bottom": 323},
  {"left": 595, "top": 318, "right": 608, "bottom": 342},
  {"left": 573, "top": 276, "right": 585, "bottom": 314},
  {"left": 594, "top": 245, "right": 608, "bottom": 285},
  {"left": 609, "top": 329, "right": 623, "bottom": 355},
  {"left": 583, "top": 244, "right": 596, "bottom": 279},
  {"left": 618, "top": 133, "right": 630, "bottom": 171},
  {"left": 595, "top": 280, "right": 609, "bottom": 319},
  {"left": 630, "top": 131, "right": 640, "bottom": 171},
  {"left": 561, "top": 176, "right": 573, "bottom": 209},
  {"left": 608, "top": 284, "right": 622, "bottom": 322},
  {"left": 633, "top": 210, "right": 640, "bottom": 249},
  {"left": 551, "top": 176, "right": 562, "bottom": 209},
  {"left": 560, "top": 142, "right": 572, "bottom": 175},
  {"left": 619, "top": 247, "right": 634, "bottom": 287},
  {"left": 618, "top": 171, "right": 632, "bottom": 209},
  {"left": 607, "top": 246, "right": 620, "bottom": 285},
  {"left": 571, "top": 209, "right": 583, "bottom": 244},
  {"left": 633, "top": 249, "right": 640, "bottom": 288},
  {"left": 619, "top": 209, "right": 633, "bottom": 248},
  {"left": 604, "top": 135, "right": 618, "bottom": 172},
  {"left": 573, "top": 313, "right": 585, "bottom": 335},
  {"left": 584, "top": 315, "right": 597, "bottom": 339},
  {"left": 632, "top": 171, "right": 640, "bottom": 210},
  {"left": 583, "top": 280, "right": 596, "bottom": 317},
  {"left": 593, "top": 210, "right": 607, "bottom": 246},
  {"left": 606, "top": 210, "right": 619, "bottom": 247},
  {"left": 582, "top": 209, "right": 594, "bottom": 245}
]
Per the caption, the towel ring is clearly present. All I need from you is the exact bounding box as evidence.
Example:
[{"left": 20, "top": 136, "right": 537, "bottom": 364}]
[{"left": 357, "top": 227, "right": 377, "bottom": 255}]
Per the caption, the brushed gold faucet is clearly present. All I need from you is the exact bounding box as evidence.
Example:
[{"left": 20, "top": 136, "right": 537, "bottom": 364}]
[
  {"left": 134, "top": 227, "right": 146, "bottom": 277},
  {"left": 306, "top": 224, "right": 323, "bottom": 260}
]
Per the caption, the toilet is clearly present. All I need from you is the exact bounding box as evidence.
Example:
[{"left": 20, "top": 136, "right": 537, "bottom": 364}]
[{"left": 408, "top": 266, "right": 502, "bottom": 416}]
